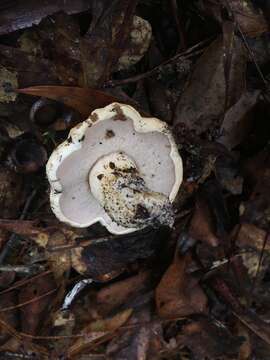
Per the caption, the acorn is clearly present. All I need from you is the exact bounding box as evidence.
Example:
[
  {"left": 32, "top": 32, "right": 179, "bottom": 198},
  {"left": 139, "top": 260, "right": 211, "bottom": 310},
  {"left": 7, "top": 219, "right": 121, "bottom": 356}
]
[
  {"left": 30, "top": 98, "right": 81, "bottom": 130},
  {"left": 7, "top": 133, "right": 47, "bottom": 174}
]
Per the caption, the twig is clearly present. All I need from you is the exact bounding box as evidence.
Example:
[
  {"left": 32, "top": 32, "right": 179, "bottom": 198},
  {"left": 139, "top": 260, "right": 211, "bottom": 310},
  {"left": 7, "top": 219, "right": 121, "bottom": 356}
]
[
  {"left": 104, "top": 38, "right": 212, "bottom": 87},
  {"left": 0, "top": 264, "right": 44, "bottom": 274},
  {"left": 0, "top": 288, "right": 57, "bottom": 312},
  {"left": 47, "top": 235, "right": 115, "bottom": 252},
  {"left": 0, "top": 270, "right": 52, "bottom": 295}
]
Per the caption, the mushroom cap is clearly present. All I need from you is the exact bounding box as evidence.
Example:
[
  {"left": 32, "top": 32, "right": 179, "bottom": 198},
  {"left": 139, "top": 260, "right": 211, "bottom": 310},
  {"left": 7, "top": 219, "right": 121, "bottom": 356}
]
[{"left": 46, "top": 103, "right": 183, "bottom": 234}]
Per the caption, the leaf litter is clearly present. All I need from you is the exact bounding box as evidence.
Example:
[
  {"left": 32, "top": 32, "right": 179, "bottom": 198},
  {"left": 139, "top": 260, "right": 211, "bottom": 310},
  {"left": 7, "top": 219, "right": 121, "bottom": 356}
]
[{"left": 0, "top": 0, "right": 270, "bottom": 359}]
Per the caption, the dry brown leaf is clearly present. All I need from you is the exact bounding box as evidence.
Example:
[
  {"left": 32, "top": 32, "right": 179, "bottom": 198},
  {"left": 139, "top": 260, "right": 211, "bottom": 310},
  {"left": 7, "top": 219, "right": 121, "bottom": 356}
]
[
  {"left": 218, "top": 90, "right": 260, "bottom": 149},
  {"left": 46, "top": 230, "right": 72, "bottom": 281},
  {"left": 67, "top": 308, "right": 133, "bottom": 358},
  {"left": 19, "top": 272, "right": 56, "bottom": 335},
  {"left": 0, "top": 167, "right": 23, "bottom": 250},
  {"left": 0, "top": 291, "right": 18, "bottom": 345},
  {"left": 0, "top": 219, "right": 51, "bottom": 247},
  {"left": 236, "top": 223, "right": 268, "bottom": 252},
  {"left": 17, "top": 85, "right": 128, "bottom": 119},
  {"left": 189, "top": 196, "right": 219, "bottom": 247},
  {"left": 0, "top": 44, "right": 59, "bottom": 90},
  {"left": 234, "top": 309, "right": 270, "bottom": 346},
  {"left": 237, "top": 322, "right": 252, "bottom": 360},
  {"left": 200, "top": 0, "right": 268, "bottom": 37},
  {"left": 178, "top": 317, "right": 243, "bottom": 359},
  {"left": 155, "top": 254, "right": 208, "bottom": 318},
  {"left": 27, "top": 13, "right": 84, "bottom": 86},
  {"left": 106, "top": 307, "right": 155, "bottom": 360},
  {"left": 174, "top": 36, "right": 246, "bottom": 136},
  {"left": 0, "top": 0, "right": 91, "bottom": 35},
  {"left": 97, "top": 272, "right": 151, "bottom": 315},
  {"left": 227, "top": 0, "right": 268, "bottom": 37},
  {"left": 241, "top": 168, "right": 270, "bottom": 230},
  {"left": 80, "top": 0, "right": 139, "bottom": 86}
]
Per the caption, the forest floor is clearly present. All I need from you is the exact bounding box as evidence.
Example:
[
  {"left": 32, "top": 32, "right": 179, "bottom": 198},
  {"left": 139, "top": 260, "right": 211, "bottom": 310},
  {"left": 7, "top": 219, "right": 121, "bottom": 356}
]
[{"left": 0, "top": 1, "right": 270, "bottom": 359}]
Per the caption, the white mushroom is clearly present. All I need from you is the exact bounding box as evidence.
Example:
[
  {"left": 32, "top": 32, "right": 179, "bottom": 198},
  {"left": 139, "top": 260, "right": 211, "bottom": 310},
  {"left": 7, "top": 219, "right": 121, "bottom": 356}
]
[{"left": 46, "top": 103, "right": 183, "bottom": 235}]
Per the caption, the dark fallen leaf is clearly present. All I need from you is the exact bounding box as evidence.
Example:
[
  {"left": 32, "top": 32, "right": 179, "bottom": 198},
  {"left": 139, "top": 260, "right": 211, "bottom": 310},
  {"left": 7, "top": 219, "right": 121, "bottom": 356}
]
[
  {"left": 226, "top": 0, "right": 268, "bottom": 37},
  {"left": 155, "top": 253, "right": 208, "bottom": 318},
  {"left": 96, "top": 272, "right": 151, "bottom": 315},
  {"left": 236, "top": 223, "right": 269, "bottom": 252},
  {"left": 218, "top": 90, "right": 261, "bottom": 149},
  {"left": 189, "top": 195, "right": 219, "bottom": 247},
  {"left": 67, "top": 308, "right": 133, "bottom": 358},
  {"left": 222, "top": 20, "right": 236, "bottom": 112},
  {"left": 0, "top": 45, "right": 59, "bottom": 90},
  {"left": 174, "top": 36, "right": 246, "bottom": 138},
  {"left": 19, "top": 272, "right": 56, "bottom": 335},
  {"left": 242, "top": 146, "right": 270, "bottom": 186},
  {"left": 0, "top": 219, "right": 50, "bottom": 245},
  {"left": 241, "top": 168, "right": 270, "bottom": 230},
  {"left": 0, "top": 0, "right": 91, "bottom": 35},
  {"left": 206, "top": 179, "right": 233, "bottom": 239},
  {"left": 0, "top": 166, "right": 23, "bottom": 250},
  {"left": 199, "top": 141, "right": 243, "bottom": 194},
  {"left": 237, "top": 323, "right": 252, "bottom": 360},
  {"left": 178, "top": 317, "right": 243, "bottom": 359},
  {"left": 106, "top": 307, "right": 155, "bottom": 360},
  {"left": 145, "top": 78, "right": 173, "bottom": 123},
  {"left": 24, "top": 13, "right": 84, "bottom": 86},
  {"left": 0, "top": 291, "right": 18, "bottom": 345},
  {"left": 72, "top": 227, "right": 161, "bottom": 278},
  {"left": 0, "top": 272, "right": 15, "bottom": 290},
  {"left": 46, "top": 229, "right": 73, "bottom": 281},
  {"left": 234, "top": 308, "right": 270, "bottom": 346},
  {"left": 80, "top": 0, "right": 139, "bottom": 86},
  {"left": 200, "top": 0, "right": 268, "bottom": 37}
]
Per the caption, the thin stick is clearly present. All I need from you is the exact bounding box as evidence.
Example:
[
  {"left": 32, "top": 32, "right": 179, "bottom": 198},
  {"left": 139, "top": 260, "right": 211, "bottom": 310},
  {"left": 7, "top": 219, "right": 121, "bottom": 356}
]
[
  {"left": 104, "top": 38, "right": 212, "bottom": 87},
  {"left": 0, "top": 288, "right": 57, "bottom": 312}
]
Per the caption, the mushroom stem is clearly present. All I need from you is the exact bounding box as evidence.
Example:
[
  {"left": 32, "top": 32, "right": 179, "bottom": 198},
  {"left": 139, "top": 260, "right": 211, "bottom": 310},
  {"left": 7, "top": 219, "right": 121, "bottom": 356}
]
[{"left": 89, "top": 152, "right": 174, "bottom": 229}]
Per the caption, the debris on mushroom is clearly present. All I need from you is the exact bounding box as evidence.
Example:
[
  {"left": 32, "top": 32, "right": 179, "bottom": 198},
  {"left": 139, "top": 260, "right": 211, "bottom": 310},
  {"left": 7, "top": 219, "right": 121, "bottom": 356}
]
[{"left": 46, "top": 103, "right": 182, "bottom": 235}]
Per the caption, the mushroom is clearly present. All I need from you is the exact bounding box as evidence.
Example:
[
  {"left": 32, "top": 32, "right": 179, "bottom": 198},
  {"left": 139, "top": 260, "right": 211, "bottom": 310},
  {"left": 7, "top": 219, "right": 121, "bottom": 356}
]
[{"left": 46, "top": 103, "right": 183, "bottom": 235}]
